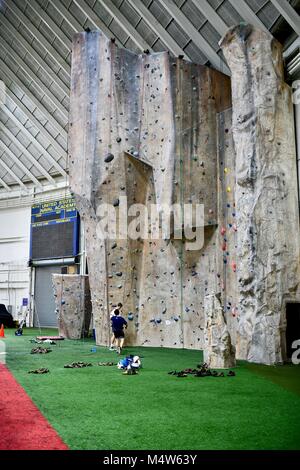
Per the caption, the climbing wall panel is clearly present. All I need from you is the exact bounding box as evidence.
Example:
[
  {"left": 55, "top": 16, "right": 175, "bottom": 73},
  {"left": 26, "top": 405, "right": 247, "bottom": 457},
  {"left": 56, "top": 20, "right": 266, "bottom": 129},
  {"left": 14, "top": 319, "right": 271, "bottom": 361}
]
[{"left": 68, "top": 30, "right": 231, "bottom": 349}]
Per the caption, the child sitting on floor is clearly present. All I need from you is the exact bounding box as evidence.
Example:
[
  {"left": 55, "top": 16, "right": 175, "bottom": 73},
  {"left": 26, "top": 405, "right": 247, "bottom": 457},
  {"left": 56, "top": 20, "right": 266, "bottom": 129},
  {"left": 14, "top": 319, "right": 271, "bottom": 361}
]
[{"left": 117, "top": 355, "right": 141, "bottom": 374}]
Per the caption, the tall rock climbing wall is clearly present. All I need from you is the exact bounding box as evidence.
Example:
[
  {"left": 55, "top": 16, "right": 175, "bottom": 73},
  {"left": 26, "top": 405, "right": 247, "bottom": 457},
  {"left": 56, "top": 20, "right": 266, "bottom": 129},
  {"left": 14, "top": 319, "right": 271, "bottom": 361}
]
[
  {"left": 220, "top": 25, "right": 300, "bottom": 364},
  {"left": 68, "top": 27, "right": 299, "bottom": 364},
  {"left": 52, "top": 274, "right": 92, "bottom": 339},
  {"left": 68, "top": 30, "right": 232, "bottom": 350}
]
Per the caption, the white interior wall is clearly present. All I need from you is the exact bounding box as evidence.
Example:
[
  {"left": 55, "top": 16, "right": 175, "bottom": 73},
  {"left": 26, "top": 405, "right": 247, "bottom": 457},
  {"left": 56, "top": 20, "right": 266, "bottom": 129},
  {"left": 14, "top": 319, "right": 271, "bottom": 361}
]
[
  {"left": 0, "top": 204, "right": 31, "bottom": 320},
  {"left": 0, "top": 183, "right": 77, "bottom": 323}
]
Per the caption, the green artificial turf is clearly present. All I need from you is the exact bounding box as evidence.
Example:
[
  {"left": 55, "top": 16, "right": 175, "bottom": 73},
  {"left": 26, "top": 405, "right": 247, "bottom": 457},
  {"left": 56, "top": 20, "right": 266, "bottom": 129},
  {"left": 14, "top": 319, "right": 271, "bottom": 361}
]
[{"left": 3, "top": 328, "right": 300, "bottom": 450}]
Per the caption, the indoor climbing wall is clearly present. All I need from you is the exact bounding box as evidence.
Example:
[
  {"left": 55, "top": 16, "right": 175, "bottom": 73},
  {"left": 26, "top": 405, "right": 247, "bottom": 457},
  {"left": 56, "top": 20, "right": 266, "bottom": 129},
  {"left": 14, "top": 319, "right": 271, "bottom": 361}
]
[
  {"left": 52, "top": 274, "right": 92, "bottom": 339},
  {"left": 68, "top": 30, "right": 232, "bottom": 349},
  {"left": 221, "top": 25, "right": 300, "bottom": 364},
  {"left": 216, "top": 108, "right": 238, "bottom": 347}
]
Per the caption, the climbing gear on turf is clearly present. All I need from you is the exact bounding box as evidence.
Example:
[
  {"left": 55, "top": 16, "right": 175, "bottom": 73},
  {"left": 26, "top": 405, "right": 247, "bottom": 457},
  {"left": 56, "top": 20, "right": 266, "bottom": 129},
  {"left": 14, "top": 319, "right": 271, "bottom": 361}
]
[
  {"left": 28, "top": 368, "right": 49, "bottom": 374},
  {"left": 98, "top": 362, "right": 115, "bottom": 366},
  {"left": 168, "top": 363, "right": 236, "bottom": 379},
  {"left": 64, "top": 362, "right": 92, "bottom": 368},
  {"left": 30, "top": 347, "right": 52, "bottom": 354}
]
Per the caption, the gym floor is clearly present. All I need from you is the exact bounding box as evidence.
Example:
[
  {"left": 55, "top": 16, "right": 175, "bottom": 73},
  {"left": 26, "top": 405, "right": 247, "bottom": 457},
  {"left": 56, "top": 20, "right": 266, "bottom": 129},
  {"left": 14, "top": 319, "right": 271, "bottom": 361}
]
[{"left": 2, "top": 328, "right": 300, "bottom": 450}]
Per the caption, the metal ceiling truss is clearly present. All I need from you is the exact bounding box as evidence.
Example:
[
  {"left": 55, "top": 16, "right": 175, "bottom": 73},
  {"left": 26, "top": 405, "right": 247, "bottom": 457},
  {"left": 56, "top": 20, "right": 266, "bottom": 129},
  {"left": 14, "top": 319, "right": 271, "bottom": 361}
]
[
  {"left": 98, "top": 0, "right": 152, "bottom": 52},
  {"left": 5, "top": 90, "right": 67, "bottom": 159},
  {"left": 3, "top": 105, "right": 67, "bottom": 178},
  {"left": 0, "top": 11, "right": 69, "bottom": 97},
  {"left": 127, "top": 0, "right": 190, "bottom": 60},
  {"left": 0, "top": 0, "right": 298, "bottom": 195},
  {"left": 227, "top": 0, "right": 270, "bottom": 33},
  {"left": 5, "top": 1, "right": 71, "bottom": 77},
  {"left": 158, "top": 0, "right": 230, "bottom": 74},
  {"left": 270, "top": 0, "right": 300, "bottom": 36},
  {"left": 0, "top": 139, "right": 42, "bottom": 188},
  {"left": 0, "top": 124, "right": 55, "bottom": 185},
  {"left": 1, "top": 38, "right": 68, "bottom": 122},
  {"left": 0, "top": 58, "right": 68, "bottom": 138},
  {"left": 0, "top": 152, "right": 28, "bottom": 190}
]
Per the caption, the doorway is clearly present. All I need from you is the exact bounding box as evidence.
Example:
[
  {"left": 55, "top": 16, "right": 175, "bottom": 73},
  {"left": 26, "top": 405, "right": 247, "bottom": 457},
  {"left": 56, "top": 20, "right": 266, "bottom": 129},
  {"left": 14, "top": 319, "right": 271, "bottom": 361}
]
[{"left": 286, "top": 303, "right": 300, "bottom": 359}]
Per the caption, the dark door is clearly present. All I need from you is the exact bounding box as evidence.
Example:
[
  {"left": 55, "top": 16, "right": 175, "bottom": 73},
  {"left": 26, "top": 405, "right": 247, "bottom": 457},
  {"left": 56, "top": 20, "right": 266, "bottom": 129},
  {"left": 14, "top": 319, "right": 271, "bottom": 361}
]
[{"left": 286, "top": 303, "right": 300, "bottom": 359}]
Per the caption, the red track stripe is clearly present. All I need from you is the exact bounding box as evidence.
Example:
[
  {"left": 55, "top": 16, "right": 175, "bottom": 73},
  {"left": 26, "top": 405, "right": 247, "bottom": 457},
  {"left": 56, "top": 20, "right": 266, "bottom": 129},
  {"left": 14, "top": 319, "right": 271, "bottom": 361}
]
[{"left": 0, "top": 364, "right": 68, "bottom": 450}]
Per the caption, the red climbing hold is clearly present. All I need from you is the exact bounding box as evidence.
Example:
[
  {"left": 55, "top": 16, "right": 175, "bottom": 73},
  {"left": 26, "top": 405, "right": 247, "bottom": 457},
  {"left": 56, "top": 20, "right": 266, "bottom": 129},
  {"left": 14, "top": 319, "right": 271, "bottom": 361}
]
[
  {"left": 221, "top": 227, "right": 226, "bottom": 236},
  {"left": 231, "top": 262, "right": 237, "bottom": 272}
]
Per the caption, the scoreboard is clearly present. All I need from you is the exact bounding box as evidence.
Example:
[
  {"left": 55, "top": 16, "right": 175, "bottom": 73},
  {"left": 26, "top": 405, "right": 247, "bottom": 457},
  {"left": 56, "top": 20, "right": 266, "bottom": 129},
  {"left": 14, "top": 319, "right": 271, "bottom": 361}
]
[{"left": 30, "top": 197, "right": 79, "bottom": 261}]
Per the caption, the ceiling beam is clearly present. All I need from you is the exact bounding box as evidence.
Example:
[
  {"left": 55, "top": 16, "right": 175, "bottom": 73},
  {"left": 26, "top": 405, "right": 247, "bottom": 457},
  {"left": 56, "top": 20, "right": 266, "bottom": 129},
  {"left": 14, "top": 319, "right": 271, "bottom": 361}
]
[
  {"left": 3, "top": 105, "right": 67, "bottom": 178},
  {"left": 0, "top": 124, "right": 55, "bottom": 185},
  {"left": 48, "top": 0, "right": 85, "bottom": 32},
  {"left": 0, "top": 139, "right": 42, "bottom": 188},
  {"left": 0, "top": 176, "right": 12, "bottom": 192},
  {"left": 5, "top": 1, "right": 71, "bottom": 78},
  {"left": 270, "top": 0, "right": 300, "bottom": 36},
  {"left": 0, "top": 152, "right": 28, "bottom": 190},
  {"left": 98, "top": 0, "right": 152, "bottom": 51},
  {"left": 0, "top": 11, "right": 69, "bottom": 97},
  {"left": 227, "top": 0, "right": 270, "bottom": 34},
  {"left": 190, "top": 0, "right": 228, "bottom": 37},
  {"left": 0, "top": 59, "right": 68, "bottom": 139},
  {"left": 26, "top": 0, "right": 72, "bottom": 51},
  {"left": 5, "top": 90, "right": 67, "bottom": 158},
  {"left": 48, "top": 0, "right": 123, "bottom": 48},
  {"left": 1, "top": 37, "right": 69, "bottom": 122},
  {"left": 72, "top": 0, "right": 121, "bottom": 42},
  {"left": 158, "top": 0, "right": 230, "bottom": 74},
  {"left": 127, "top": 0, "right": 190, "bottom": 59}
]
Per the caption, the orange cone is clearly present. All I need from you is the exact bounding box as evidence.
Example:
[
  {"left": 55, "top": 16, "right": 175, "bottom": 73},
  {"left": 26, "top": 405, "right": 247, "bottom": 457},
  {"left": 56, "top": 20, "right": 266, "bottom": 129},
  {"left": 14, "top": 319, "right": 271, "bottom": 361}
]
[{"left": 0, "top": 324, "right": 5, "bottom": 338}]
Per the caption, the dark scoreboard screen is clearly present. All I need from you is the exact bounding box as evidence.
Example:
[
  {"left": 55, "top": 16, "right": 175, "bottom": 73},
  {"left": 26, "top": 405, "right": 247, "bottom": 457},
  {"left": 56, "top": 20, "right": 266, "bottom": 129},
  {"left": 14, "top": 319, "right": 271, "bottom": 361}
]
[{"left": 30, "top": 197, "right": 79, "bottom": 260}]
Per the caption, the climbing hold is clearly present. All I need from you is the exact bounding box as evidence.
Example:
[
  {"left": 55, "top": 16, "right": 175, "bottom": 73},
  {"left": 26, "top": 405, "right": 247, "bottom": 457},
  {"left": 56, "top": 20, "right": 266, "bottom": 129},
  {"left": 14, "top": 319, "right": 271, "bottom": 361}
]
[
  {"left": 128, "top": 313, "right": 134, "bottom": 321},
  {"left": 221, "top": 227, "right": 226, "bottom": 236},
  {"left": 231, "top": 262, "right": 237, "bottom": 272},
  {"left": 104, "top": 153, "right": 114, "bottom": 163},
  {"left": 113, "top": 199, "right": 120, "bottom": 207},
  {"left": 226, "top": 186, "right": 231, "bottom": 192},
  {"left": 224, "top": 167, "right": 229, "bottom": 174}
]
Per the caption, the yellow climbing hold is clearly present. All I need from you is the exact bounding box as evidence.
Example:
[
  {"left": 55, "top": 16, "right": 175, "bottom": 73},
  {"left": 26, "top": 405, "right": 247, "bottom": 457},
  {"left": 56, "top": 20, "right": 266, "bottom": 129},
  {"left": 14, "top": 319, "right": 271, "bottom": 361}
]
[
  {"left": 224, "top": 167, "right": 229, "bottom": 174},
  {"left": 226, "top": 186, "right": 231, "bottom": 192}
]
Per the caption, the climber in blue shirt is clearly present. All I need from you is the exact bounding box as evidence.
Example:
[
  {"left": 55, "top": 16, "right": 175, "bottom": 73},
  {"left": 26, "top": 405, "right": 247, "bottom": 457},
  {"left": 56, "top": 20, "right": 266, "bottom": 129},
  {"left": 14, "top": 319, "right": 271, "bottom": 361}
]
[{"left": 111, "top": 309, "right": 127, "bottom": 354}]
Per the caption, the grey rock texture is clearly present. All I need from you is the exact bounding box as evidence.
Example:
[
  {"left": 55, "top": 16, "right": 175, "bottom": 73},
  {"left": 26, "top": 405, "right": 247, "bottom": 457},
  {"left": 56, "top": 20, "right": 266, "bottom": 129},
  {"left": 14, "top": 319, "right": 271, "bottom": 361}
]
[
  {"left": 220, "top": 25, "right": 300, "bottom": 364},
  {"left": 204, "top": 293, "right": 236, "bottom": 368},
  {"left": 52, "top": 274, "right": 92, "bottom": 339}
]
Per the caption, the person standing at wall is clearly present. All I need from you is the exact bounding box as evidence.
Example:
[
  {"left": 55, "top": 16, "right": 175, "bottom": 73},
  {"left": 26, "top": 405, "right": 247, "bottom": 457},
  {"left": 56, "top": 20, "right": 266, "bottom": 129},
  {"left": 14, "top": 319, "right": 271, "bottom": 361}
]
[
  {"left": 109, "top": 303, "right": 123, "bottom": 351},
  {"left": 111, "top": 308, "right": 127, "bottom": 354}
]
